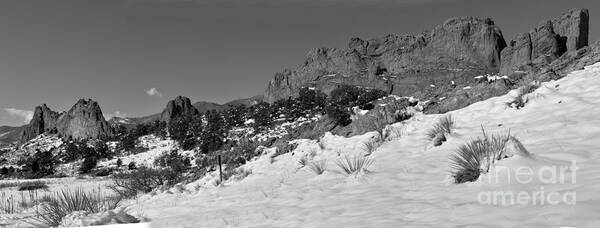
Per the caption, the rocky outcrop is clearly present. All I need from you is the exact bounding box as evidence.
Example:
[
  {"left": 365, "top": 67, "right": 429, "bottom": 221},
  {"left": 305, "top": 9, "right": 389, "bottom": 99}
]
[
  {"left": 56, "top": 99, "right": 113, "bottom": 140},
  {"left": 20, "top": 104, "right": 60, "bottom": 142},
  {"left": 500, "top": 8, "right": 589, "bottom": 75},
  {"left": 20, "top": 99, "right": 113, "bottom": 143},
  {"left": 159, "top": 96, "right": 200, "bottom": 123},
  {"left": 264, "top": 16, "right": 506, "bottom": 103}
]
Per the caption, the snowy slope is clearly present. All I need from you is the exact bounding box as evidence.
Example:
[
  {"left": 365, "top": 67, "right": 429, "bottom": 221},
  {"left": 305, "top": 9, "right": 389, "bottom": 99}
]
[{"left": 125, "top": 63, "right": 600, "bottom": 227}]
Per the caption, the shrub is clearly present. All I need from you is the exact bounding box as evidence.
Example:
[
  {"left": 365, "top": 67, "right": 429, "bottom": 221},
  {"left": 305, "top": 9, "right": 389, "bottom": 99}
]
[
  {"left": 361, "top": 140, "right": 381, "bottom": 156},
  {"left": 450, "top": 129, "right": 512, "bottom": 184},
  {"left": 325, "top": 105, "right": 351, "bottom": 126},
  {"left": 24, "top": 150, "right": 57, "bottom": 177},
  {"left": 17, "top": 180, "right": 49, "bottom": 191},
  {"left": 335, "top": 155, "right": 374, "bottom": 177},
  {"left": 79, "top": 156, "right": 98, "bottom": 174},
  {"left": 426, "top": 115, "right": 455, "bottom": 142},
  {"left": 298, "top": 155, "right": 309, "bottom": 167},
  {"left": 308, "top": 160, "right": 327, "bottom": 175},
  {"left": 109, "top": 167, "right": 180, "bottom": 198},
  {"left": 0, "top": 167, "right": 8, "bottom": 175},
  {"left": 154, "top": 150, "right": 191, "bottom": 174},
  {"left": 30, "top": 188, "right": 121, "bottom": 227},
  {"left": 394, "top": 110, "right": 413, "bottom": 122},
  {"left": 169, "top": 115, "right": 203, "bottom": 150},
  {"left": 116, "top": 158, "right": 123, "bottom": 167},
  {"left": 128, "top": 161, "right": 137, "bottom": 170},
  {"left": 229, "top": 168, "right": 252, "bottom": 181}
]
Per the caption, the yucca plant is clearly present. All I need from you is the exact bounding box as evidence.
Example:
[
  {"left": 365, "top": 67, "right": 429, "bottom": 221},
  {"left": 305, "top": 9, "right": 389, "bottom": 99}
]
[
  {"left": 361, "top": 140, "right": 381, "bottom": 156},
  {"left": 308, "top": 160, "right": 327, "bottom": 175},
  {"left": 335, "top": 155, "right": 374, "bottom": 177},
  {"left": 426, "top": 115, "right": 455, "bottom": 141},
  {"left": 450, "top": 127, "right": 512, "bottom": 184},
  {"left": 298, "top": 155, "right": 309, "bottom": 167},
  {"left": 30, "top": 188, "right": 121, "bottom": 227}
]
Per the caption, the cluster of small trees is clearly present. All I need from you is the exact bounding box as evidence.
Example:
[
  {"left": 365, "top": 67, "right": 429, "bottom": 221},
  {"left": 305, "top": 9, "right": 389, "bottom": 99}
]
[{"left": 326, "top": 85, "right": 388, "bottom": 126}]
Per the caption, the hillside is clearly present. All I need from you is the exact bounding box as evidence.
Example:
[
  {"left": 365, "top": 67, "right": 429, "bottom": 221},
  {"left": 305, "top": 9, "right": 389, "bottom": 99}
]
[
  {"left": 0, "top": 126, "right": 23, "bottom": 145},
  {"left": 125, "top": 61, "right": 600, "bottom": 228}
]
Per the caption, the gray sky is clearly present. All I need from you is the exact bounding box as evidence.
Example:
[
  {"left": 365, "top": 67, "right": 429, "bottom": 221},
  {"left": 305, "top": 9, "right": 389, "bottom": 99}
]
[{"left": 1, "top": 0, "right": 598, "bottom": 126}]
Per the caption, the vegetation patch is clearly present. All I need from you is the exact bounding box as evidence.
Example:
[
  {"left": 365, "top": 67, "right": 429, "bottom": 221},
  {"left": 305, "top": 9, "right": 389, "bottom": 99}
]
[
  {"left": 335, "top": 155, "right": 374, "bottom": 177},
  {"left": 30, "top": 188, "right": 121, "bottom": 227},
  {"left": 426, "top": 115, "right": 455, "bottom": 146},
  {"left": 450, "top": 128, "right": 519, "bottom": 184}
]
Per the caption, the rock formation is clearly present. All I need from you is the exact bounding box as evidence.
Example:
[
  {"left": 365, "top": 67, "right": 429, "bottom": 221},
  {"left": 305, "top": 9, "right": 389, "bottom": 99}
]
[
  {"left": 159, "top": 96, "right": 200, "bottom": 123},
  {"left": 20, "top": 99, "right": 113, "bottom": 143},
  {"left": 20, "top": 104, "right": 60, "bottom": 142},
  {"left": 264, "top": 16, "right": 507, "bottom": 102},
  {"left": 500, "top": 8, "right": 589, "bottom": 75}
]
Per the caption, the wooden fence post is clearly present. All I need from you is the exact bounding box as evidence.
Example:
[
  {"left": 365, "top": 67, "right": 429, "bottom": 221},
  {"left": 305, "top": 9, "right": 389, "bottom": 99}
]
[{"left": 218, "top": 155, "right": 223, "bottom": 183}]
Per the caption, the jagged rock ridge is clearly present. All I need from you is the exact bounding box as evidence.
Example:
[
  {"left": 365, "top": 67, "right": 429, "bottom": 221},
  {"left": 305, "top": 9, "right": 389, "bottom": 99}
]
[
  {"left": 264, "top": 8, "right": 590, "bottom": 104},
  {"left": 20, "top": 99, "right": 113, "bottom": 143},
  {"left": 500, "top": 8, "right": 589, "bottom": 75},
  {"left": 265, "top": 16, "right": 507, "bottom": 102}
]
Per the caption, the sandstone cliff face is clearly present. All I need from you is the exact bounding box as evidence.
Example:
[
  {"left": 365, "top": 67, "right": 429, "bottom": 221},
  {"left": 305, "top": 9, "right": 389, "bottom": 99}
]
[
  {"left": 159, "top": 96, "right": 200, "bottom": 123},
  {"left": 20, "top": 99, "right": 113, "bottom": 143},
  {"left": 264, "top": 17, "right": 506, "bottom": 103},
  {"left": 57, "top": 99, "right": 113, "bottom": 140},
  {"left": 20, "top": 104, "right": 60, "bottom": 142},
  {"left": 500, "top": 8, "right": 589, "bottom": 75}
]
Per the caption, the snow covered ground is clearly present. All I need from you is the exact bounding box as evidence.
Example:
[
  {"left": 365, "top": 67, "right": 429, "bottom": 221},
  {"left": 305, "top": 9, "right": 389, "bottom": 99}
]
[{"left": 121, "top": 63, "right": 600, "bottom": 227}]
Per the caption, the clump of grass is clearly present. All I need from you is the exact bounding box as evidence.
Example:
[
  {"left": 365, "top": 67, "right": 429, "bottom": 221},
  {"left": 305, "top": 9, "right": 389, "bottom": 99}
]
[
  {"left": 317, "top": 139, "right": 326, "bottom": 150},
  {"left": 308, "top": 160, "right": 327, "bottom": 175},
  {"left": 230, "top": 168, "right": 252, "bottom": 181},
  {"left": 426, "top": 115, "right": 455, "bottom": 146},
  {"left": 30, "top": 188, "right": 121, "bottom": 227},
  {"left": 384, "top": 126, "right": 404, "bottom": 141},
  {"left": 450, "top": 128, "right": 514, "bottom": 184},
  {"left": 298, "top": 155, "right": 309, "bottom": 167},
  {"left": 17, "top": 181, "right": 49, "bottom": 191},
  {"left": 506, "top": 83, "right": 540, "bottom": 109},
  {"left": 335, "top": 155, "right": 374, "bottom": 177},
  {"left": 361, "top": 140, "right": 381, "bottom": 156}
]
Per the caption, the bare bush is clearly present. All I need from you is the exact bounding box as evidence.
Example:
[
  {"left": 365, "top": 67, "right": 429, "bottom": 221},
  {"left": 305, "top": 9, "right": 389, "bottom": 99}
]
[{"left": 108, "top": 167, "right": 180, "bottom": 198}]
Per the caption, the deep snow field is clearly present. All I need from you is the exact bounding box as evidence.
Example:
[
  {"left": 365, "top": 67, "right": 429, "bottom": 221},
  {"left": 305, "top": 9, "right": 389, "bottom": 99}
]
[{"left": 114, "top": 63, "right": 600, "bottom": 227}]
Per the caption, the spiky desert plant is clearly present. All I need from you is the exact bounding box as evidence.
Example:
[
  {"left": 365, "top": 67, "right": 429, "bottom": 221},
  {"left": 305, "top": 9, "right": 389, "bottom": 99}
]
[
  {"left": 450, "top": 128, "right": 512, "bottom": 184},
  {"left": 335, "top": 155, "right": 374, "bottom": 176},
  {"left": 30, "top": 188, "right": 121, "bottom": 227},
  {"left": 426, "top": 115, "right": 455, "bottom": 141},
  {"left": 298, "top": 155, "right": 309, "bottom": 167},
  {"left": 308, "top": 160, "right": 327, "bottom": 175},
  {"left": 361, "top": 140, "right": 381, "bottom": 155}
]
